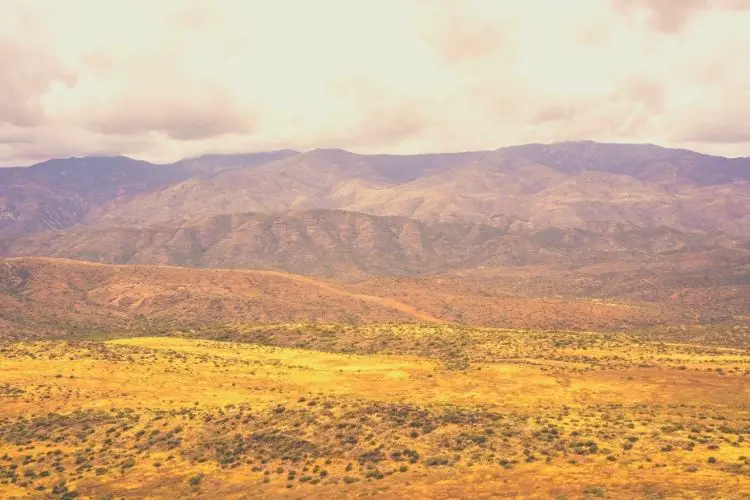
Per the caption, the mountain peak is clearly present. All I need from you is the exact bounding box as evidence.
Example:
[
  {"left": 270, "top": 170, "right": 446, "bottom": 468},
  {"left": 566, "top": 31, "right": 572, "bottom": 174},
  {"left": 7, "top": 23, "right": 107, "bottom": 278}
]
[{"left": 304, "top": 148, "right": 361, "bottom": 159}]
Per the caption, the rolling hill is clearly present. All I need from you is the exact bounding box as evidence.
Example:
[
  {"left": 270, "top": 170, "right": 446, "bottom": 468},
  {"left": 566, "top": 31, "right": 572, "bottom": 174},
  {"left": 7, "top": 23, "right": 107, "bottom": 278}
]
[
  {"left": 0, "top": 257, "right": 429, "bottom": 338},
  {"left": 2, "top": 256, "right": 748, "bottom": 340}
]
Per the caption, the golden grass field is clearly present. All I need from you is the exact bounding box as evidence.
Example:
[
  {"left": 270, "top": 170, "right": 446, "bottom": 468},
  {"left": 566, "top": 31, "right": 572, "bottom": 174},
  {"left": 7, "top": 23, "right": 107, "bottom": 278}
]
[{"left": 1, "top": 324, "right": 749, "bottom": 499}]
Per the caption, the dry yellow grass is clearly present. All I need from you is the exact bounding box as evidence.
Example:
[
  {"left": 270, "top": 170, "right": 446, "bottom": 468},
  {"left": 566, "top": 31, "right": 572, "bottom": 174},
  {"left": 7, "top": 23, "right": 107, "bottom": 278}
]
[{"left": 1, "top": 326, "right": 749, "bottom": 498}]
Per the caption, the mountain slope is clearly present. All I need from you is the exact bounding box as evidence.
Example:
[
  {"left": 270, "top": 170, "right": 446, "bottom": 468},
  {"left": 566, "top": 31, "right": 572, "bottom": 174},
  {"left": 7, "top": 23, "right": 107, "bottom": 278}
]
[
  {"left": 0, "top": 151, "right": 298, "bottom": 236},
  {"left": 0, "top": 156, "right": 187, "bottom": 235},
  {"left": 0, "top": 257, "right": 433, "bottom": 338},
  {"left": 3, "top": 255, "right": 746, "bottom": 339},
  {"left": 330, "top": 145, "right": 750, "bottom": 233},
  {"left": 501, "top": 141, "right": 750, "bottom": 186},
  {"left": 89, "top": 149, "right": 482, "bottom": 227},
  {"left": 88, "top": 143, "right": 750, "bottom": 239},
  {"left": 0, "top": 209, "right": 713, "bottom": 278}
]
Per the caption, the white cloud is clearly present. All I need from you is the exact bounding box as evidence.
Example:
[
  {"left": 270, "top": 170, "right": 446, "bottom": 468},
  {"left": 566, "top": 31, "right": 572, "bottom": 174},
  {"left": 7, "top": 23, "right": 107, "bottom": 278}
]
[{"left": 1, "top": 0, "right": 750, "bottom": 165}]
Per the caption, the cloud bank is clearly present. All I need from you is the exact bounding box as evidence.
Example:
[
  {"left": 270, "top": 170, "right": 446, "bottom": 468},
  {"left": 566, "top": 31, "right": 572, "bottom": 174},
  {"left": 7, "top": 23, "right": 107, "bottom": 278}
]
[{"left": 2, "top": 0, "right": 750, "bottom": 164}]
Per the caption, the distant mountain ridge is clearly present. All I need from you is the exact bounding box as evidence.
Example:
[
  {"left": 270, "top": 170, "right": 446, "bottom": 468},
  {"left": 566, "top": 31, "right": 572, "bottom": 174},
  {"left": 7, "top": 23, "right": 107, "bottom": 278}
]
[
  {"left": 2, "top": 141, "right": 749, "bottom": 275},
  {"left": 0, "top": 150, "right": 298, "bottom": 236},
  {"left": 83, "top": 142, "right": 750, "bottom": 239}
]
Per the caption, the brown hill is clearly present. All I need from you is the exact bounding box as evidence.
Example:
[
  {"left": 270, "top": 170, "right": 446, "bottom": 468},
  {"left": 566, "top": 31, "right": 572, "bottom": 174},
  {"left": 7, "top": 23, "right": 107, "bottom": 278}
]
[
  {"left": 355, "top": 248, "right": 750, "bottom": 328},
  {"left": 0, "top": 210, "right": 714, "bottom": 278},
  {"left": 4, "top": 256, "right": 746, "bottom": 339},
  {"left": 0, "top": 257, "right": 436, "bottom": 339}
]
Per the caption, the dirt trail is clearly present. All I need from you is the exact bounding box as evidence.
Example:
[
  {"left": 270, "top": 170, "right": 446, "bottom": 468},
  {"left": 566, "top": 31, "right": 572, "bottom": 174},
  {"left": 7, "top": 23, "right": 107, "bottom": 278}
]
[{"left": 257, "top": 270, "right": 444, "bottom": 324}]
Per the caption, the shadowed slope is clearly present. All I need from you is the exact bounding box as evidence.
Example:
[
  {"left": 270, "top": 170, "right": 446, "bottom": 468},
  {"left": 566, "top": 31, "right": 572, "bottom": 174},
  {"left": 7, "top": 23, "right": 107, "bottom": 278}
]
[{"left": 0, "top": 210, "right": 715, "bottom": 278}]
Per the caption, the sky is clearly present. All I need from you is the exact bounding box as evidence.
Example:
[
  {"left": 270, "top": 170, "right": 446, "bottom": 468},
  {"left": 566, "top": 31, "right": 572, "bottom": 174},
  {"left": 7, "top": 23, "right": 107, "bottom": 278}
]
[{"left": 2, "top": 0, "right": 750, "bottom": 165}]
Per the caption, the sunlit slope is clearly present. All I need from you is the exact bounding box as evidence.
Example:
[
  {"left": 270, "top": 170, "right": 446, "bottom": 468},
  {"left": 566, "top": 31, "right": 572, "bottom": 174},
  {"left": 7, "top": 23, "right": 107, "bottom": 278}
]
[{"left": 1, "top": 326, "right": 748, "bottom": 498}]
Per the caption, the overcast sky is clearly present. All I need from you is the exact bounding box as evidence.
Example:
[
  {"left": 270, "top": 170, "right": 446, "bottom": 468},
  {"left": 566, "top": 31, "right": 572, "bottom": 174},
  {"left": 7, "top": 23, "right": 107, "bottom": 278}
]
[{"left": 2, "top": 0, "right": 750, "bottom": 165}]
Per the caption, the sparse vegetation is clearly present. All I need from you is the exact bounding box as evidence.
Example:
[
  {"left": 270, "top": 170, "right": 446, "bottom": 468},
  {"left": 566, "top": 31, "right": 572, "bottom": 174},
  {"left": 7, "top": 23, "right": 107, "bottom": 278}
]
[{"left": 1, "top": 325, "right": 748, "bottom": 498}]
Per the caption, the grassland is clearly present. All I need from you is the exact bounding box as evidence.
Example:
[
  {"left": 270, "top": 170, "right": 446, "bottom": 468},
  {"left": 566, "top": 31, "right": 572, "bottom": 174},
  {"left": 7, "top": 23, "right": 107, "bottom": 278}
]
[{"left": 1, "top": 324, "right": 749, "bottom": 499}]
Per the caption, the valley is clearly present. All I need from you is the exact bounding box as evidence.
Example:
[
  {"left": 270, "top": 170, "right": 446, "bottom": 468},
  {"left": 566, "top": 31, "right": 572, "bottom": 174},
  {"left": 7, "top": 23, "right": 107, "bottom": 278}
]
[{"left": 5, "top": 0, "right": 750, "bottom": 496}]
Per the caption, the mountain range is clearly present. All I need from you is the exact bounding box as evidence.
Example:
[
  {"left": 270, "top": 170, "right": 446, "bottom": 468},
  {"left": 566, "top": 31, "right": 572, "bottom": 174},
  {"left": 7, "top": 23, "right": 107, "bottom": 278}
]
[
  {"left": 1, "top": 141, "right": 749, "bottom": 335},
  {"left": 0, "top": 209, "right": 727, "bottom": 278},
  {"left": 3, "top": 141, "right": 749, "bottom": 240}
]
